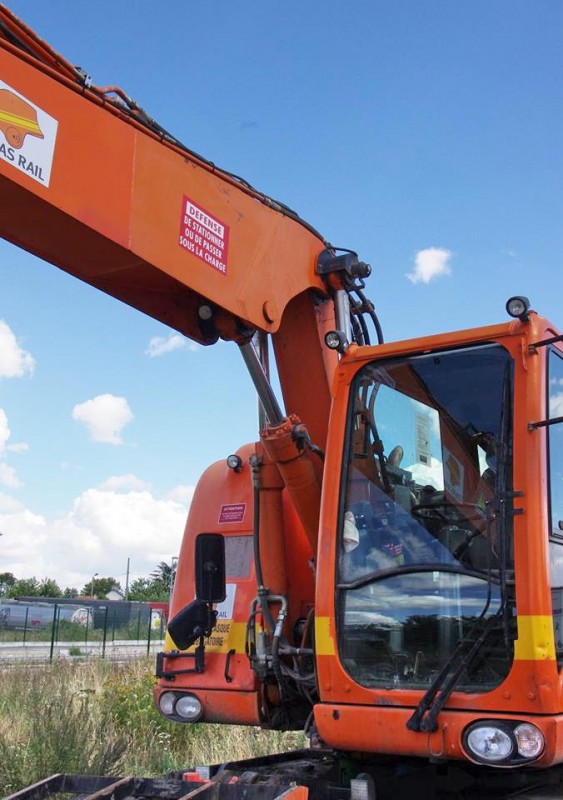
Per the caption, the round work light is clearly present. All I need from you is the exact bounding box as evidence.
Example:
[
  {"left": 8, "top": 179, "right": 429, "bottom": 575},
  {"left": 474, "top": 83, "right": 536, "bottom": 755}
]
[
  {"left": 175, "top": 694, "right": 203, "bottom": 722},
  {"left": 506, "top": 296, "right": 530, "bottom": 321},
  {"left": 514, "top": 723, "right": 544, "bottom": 760},
  {"left": 158, "top": 692, "right": 176, "bottom": 716},
  {"left": 466, "top": 725, "right": 513, "bottom": 763}
]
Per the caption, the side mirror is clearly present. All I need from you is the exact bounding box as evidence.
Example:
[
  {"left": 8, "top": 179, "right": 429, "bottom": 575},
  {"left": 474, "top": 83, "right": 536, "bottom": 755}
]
[
  {"left": 166, "top": 533, "right": 226, "bottom": 650},
  {"left": 168, "top": 599, "right": 217, "bottom": 650},
  {"left": 195, "top": 533, "right": 226, "bottom": 603}
]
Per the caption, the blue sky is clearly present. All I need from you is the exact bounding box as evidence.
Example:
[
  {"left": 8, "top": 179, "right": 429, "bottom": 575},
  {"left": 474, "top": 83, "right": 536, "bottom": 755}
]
[{"left": 1, "top": 1, "right": 562, "bottom": 591}]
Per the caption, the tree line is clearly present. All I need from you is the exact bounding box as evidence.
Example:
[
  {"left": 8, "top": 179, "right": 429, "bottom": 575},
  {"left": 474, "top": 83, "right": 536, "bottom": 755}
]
[{"left": 0, "top": 561, "right": 175, "bottom": 602}]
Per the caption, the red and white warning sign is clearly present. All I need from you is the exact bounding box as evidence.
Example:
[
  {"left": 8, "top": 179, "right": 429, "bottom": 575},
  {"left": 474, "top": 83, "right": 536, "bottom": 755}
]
[
  {"left": 178, "top": 196, "right": 229, "bottom": 275},
  {"left": 218, "top": 503, "right": 246, "bottom": 524}
]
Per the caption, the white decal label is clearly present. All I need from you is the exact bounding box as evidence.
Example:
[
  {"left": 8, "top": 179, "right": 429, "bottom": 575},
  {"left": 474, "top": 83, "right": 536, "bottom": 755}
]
[
  {"left": 216, "top": 583, "right": 236, "bottom": 620},
  {"left": 0, "top": 80, "right": 58, "bottom": 186}
]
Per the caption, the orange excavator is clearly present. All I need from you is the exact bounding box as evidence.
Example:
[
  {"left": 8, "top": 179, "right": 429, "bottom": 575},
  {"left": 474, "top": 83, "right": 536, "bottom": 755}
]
[{"left": 1, "top": 6, "right": 563, "bottom": 799}]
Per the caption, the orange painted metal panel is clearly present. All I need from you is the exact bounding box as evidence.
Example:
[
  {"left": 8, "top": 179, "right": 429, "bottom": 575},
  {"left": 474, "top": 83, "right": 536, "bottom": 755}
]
[{"left": 314, "top": 703, "right": 563, "bottom": 767}]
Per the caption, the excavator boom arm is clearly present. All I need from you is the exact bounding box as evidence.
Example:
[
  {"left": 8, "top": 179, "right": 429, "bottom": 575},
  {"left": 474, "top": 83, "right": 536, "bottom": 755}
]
[
  {"left": 0, "top": 3, "right": 347, "bottom": 451},
  {"left": 0, "top": 4, "right": 330, "bottom": 343}
]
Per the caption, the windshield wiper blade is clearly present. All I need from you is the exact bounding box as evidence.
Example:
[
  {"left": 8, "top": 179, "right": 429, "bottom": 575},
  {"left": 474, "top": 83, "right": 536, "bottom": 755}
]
[{"left": 406, "top": 609, "right": 502, "bottom": 733}]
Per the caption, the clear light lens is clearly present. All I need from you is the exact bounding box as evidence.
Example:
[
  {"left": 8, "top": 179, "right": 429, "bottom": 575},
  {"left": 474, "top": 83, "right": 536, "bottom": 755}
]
[
  {"left": 325, "top": 331, "right": 341, "bottom": 349},
  {"left": 198, "top": 304, "right": 213, "bottom": 320},
  {"left": 159, "top": 691, "right": 176, "bottom": 716},
  {"left": 175, "top": 694, "right": 203, "bottom": 721},
  {"left": 508, "top": 299, "right": 525, "bottom": 316},
  {"left": 226, "top": 454, "right": 242, "bottom": 471},
  {"left": 514, "top": 723, "right": 544, "bottom": 759},
  {"left": 467, "top": 725, "right": 513, "bottom": 762},
  {"left": 506, "top": 296, "right": 530, "bottom": 318}
]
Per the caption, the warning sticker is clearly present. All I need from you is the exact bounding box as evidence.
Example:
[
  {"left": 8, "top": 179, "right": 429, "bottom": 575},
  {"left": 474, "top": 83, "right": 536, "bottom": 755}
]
[
  {"left": 178, "top": 196, "right": 229, "bottom": 274},
  {"left": 219, "top": 503, "right": 246, "bottom": 524}
]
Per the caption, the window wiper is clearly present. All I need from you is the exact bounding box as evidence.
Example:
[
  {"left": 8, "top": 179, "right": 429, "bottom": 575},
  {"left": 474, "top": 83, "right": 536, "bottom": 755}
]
[
  {"left": 406, "top": 506, "right": 502, "bottom": 733},
  {"left": 405, "top": 508, "right": 514, "bottom": 732},
  {"left": 406, "top": 607, "right": 503, "bottom": 733}
]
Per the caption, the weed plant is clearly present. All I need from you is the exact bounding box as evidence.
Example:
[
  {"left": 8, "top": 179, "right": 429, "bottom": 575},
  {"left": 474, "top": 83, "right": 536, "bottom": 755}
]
[{"left": 0, "top": 658, "right": 305, "bottom": 794}]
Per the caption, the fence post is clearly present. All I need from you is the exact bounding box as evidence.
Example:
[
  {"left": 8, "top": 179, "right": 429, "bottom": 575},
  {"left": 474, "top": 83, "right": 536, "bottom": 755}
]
[
  {"left": 102, "top": 605, "right": 108, "bottom": 658},
  {"left": 84, "top": 607, "right": 89, "bottom": 645},
  {"left": 23, "top": 607, "right": 29, "bottom": 644},
  {"left": 146, "top": 607, "right": 152, "bottom": 656},
  {"left": 49, "top": 604, "right": 58, "bottom": 661}
]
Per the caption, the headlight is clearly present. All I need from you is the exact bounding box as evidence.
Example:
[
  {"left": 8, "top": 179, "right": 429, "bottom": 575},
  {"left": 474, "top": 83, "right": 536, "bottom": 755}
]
[
  {"left": 157, "top": 691, "right": 204, "bottom": 722},
  {"left": 466, "top": 725, "right": 513, "bottom": 762},
  {"left": 158, "top": 691, "right": 176, "bottom": 716},
  {"left": 463, "top": 720, "right": 545, "bottom": 766},
  {"left": 514, "top": 723, "right": 544, "bottom": 759},
  {"left": 175, "top": 694, "right": 203, "bottom": 722}
]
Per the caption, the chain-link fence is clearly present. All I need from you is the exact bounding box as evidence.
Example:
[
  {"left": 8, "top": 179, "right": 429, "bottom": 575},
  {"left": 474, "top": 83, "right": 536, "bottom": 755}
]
[{"left": 0, "top": 599, "right": 167, "bottom": 662}]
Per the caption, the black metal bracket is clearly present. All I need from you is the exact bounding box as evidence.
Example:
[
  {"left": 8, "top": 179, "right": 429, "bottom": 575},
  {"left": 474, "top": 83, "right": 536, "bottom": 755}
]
[
  {"left": 155, "top": 640, "right": 206, "bottom": 681},
  {"left": 529, "top": 415, "right": 563, "bottom": 431},
  {"left": 490, "top": 489, "right": 524, "bottom": 517},
  {"left": 224, "top": 648, "right": 236, "bottom": 683},
  {"left": 528, "top": 333, "right": 563, "bottom": 353}
]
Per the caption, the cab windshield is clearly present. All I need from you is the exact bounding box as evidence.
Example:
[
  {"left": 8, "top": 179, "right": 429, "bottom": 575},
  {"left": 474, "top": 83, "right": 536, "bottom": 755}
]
[{"left": 337, "top": 343, "right": 514, "bottom": 692}]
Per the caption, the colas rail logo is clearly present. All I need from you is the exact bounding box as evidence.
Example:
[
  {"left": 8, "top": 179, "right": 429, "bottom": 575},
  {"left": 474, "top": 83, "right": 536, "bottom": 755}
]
[
  {"left": 0, "top": 88, "right": 44, "bottom": 148},
  {"left": 0, "top": 81, "right": 58, "bottom": 186}
]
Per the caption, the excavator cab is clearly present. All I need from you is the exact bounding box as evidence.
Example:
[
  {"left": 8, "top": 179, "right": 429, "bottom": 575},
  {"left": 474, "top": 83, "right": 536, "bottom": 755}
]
[{"left": 314, "top": 305, "right": 563, "bottom": 769}]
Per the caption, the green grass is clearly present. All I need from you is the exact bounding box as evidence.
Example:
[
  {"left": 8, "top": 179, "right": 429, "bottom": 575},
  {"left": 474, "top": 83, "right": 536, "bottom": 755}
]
[{"left": 0, "top": 659, "right": 305, "bottom": 795}]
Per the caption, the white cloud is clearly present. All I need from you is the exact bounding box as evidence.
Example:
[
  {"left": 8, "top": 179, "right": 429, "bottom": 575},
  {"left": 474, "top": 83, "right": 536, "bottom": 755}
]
[
  {"left": 72, "top": 394, "right": 134, "bottom": 445},
  {"left": 0, "top": 462, "right": 23, "bottom": 488},
  {"left": 551, "top": 392, "right": 563, "bottom": 418},
  {"left": 0, "top": 484, "right": 192, "bottom": 590},
  {"left": 99, "top": 474, "right": 151, "bottom": 492},
  {"left": 0, "top": 320, "right": 35, "bottom": 377},
  {"left": 406, "top": 456, "right": 444, "bottom": 491},
  {"left": 0, "top": 491, "right": 25, "bottom": 513},
  {"left": 0, "top": 408, "right": 10, "bottom": 456},
  {"left": 60, "top": 461, "right": 84, "bottom": 472},
  {"left": 0, "top": 410, "right": 24, "bottom": 488},
  {"left": 406, "top": 247, "right": 452, "bottom": 285},
  {"left": 145, "top": 334, "right": 197, "bottom": 358},
  {"left": 165, "top": 484, "right": 195, "bottom": 505},
  {"left": 7, "top": 442, "right": 29, "bottom": 454}
]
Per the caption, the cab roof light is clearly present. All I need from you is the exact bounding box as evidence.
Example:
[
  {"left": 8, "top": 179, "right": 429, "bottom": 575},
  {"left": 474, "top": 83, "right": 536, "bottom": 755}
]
[
  {"left": 226, "top": 454, "right": 243, "bottom": 472},
  {"left": 325, "top": 329, "right": 348, "bottom": 354},
  {"left": 506, "top": 296, "right": 530, "bottom": 322}
]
